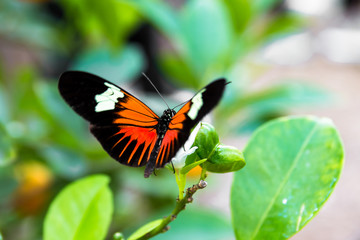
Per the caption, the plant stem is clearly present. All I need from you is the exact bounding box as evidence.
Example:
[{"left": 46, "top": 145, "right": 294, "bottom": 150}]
[
  {"left": 175, "top": 171, "right": 186, "bottom": 200},
  {"left": 135, "top": 180, "right": 208, "bottom": 240},
  {"left": 200, "top": 167, "right": 207, "bottom": 181}
]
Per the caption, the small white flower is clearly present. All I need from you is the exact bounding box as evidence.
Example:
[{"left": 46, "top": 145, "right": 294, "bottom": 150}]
[{"left": 171, "top": 123, "right": 201, "bottom": 169}]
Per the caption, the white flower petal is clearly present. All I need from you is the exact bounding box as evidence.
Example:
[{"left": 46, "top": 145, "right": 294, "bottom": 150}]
[{"left": 170, "top": 122, "right": 202, "bottom": 169}]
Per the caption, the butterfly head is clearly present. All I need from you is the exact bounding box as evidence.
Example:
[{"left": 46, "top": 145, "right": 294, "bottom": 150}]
[{"left": 162, "top": 109, "right": 176, "bottom": 122}]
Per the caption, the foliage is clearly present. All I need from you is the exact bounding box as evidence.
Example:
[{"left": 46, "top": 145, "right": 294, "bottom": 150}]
[{"left": 42, "top": 117, "right": 343, "bottom": 239}]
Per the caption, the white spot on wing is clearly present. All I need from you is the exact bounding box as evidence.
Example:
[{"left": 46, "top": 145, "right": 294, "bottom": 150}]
[
  {"left": 95, "top": 82, "right": 124, "bottom": 112},
  {"left": 188, "top": 89, "right": 205, "bottom": 120}
]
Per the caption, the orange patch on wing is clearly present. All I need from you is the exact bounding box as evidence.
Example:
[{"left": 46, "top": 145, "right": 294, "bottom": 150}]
[
  {"left": 156, "top": 130, "right": 179, "bottom": 167},
  {"left": 114, "top": 117, "right": 157, "bottom": 127},
  {"left": 171, "top": 113, "right": 186, "bottom": 123},
  {"left": 169, "top": 102, "right": 191, "bottom": 130},
  {"left": 176, "top": 102, "right": 191, "bottom": 115},
  {"left": 110, "top": 126, "right": 157, "bottom": 164},
  {"left": 122, "top": 92, "right": 159, "bottom": 119}
]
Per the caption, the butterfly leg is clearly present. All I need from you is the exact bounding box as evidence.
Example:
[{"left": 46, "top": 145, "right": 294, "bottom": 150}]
[{"left": 170, "top": 161, "right": 175, "bottom": 174}]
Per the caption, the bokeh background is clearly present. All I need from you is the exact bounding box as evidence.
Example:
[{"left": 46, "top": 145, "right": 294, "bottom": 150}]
[{"left": 0, "top": 0, "right": 359, "bottom": 239}]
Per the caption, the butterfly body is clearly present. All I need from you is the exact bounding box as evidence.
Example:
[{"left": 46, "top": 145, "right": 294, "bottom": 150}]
[
  {"left": 144, "top": 108, "right": 176, "bottom": 177},
  {"left": 58, "top": 71, "right": 227, "bottom": 178}
]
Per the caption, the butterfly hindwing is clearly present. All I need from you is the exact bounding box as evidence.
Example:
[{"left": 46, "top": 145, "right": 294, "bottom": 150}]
[{"left": 59, "top": 71, "right": 159, "bottom": 167}]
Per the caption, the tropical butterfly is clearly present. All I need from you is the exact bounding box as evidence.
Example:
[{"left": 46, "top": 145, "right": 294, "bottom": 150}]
[{"left": 58, "top": 71, "right": 227, "bottom": 177}]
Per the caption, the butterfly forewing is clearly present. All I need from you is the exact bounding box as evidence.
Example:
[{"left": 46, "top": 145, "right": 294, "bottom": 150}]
[{"left": 59, "top": 71, "right": 159, "bottom": 167}]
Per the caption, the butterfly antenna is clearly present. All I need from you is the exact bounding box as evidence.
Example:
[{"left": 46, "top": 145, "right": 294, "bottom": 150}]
[
  {"left": 142, "top": 72, "right": 171, "bottom": 109},
  {"left": 172, "top": 100, "right": 187, "bottom": 111}
]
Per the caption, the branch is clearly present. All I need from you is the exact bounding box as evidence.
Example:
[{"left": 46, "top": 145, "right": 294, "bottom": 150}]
[{"left": 136, "top": 180, "right": 207, "bottom": 240}]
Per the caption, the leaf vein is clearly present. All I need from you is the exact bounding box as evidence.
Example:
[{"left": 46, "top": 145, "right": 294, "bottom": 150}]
[{"left": 251, "top": 123, "right": 319, "bottom": 239}]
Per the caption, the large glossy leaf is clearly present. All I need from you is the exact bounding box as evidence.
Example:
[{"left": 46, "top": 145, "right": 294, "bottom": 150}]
[
  {"left": 231, "top": 116, "right": 344, "bottom": 239},
  {"left": 43, "top": 175, "right": 113, "bottom": 240}
]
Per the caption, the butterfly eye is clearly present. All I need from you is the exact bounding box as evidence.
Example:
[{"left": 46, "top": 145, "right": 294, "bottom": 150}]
[{"left": 163, "top": 109, "right": 173, "bottom": 118}]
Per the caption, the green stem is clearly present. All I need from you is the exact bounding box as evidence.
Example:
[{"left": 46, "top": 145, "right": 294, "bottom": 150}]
[
  {"left": 175, "top": 171, "right": 186, "bottom": 200},
  {"left": 200, "top": 167, "right": 207, "bottom": 181},
  {"left": 134, "top": 180, "right": 208, "bottom": 240}
]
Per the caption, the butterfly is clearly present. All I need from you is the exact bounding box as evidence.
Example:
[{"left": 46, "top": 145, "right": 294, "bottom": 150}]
[{"left": 58, "top": 71, "right": 227, "bottom": 177}]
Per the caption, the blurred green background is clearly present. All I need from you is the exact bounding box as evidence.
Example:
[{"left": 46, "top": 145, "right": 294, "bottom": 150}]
[{"left": 0, "top": 0, "right": 359, "bottom": 239}]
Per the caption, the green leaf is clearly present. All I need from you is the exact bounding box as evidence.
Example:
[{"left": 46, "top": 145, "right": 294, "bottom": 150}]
[
  {"left": 252, "top": 0, "right": 282, "bottom": 14},
  {"left": 71, "top": 45, "right": 145, "bottom": 84},
  {"left": 0, "top": 166, "right": 18, "bottom": 198},
  {"left": 153, "top": 209, "right": 233, "bottom": 240},
  {"left": 219, "top": 82, "right": 331, "bottom": 133},
  {"left": 230, "top": 83, "right": 330, "bottom": 115},
  {"left": 128, "top": 219, "right": 163, "bottom": 240},
  {"left": 158, "top": 54, "right": 200, "bottom": 89},
  {"left": 231, "top": 116, "right": 344, "bottom": 239},
  {"left": 34, "top": 80, "right": 86, "bottom": 141},
  {"left": 0, "top": 124, "right": 16, "bottom": 166},
  {"left": 43, "top": 175, "right": 113, "bottom": 240},
  {"left": 258, "top": 14, "right": 305, "bottom": 43},
  {"left": 180, "top": 0, "right": 234, "bottom": 78},
  {"left": 61, "top": 0, "right": 138, "bottom": 47},
  {"left": 223, "top": 0, "right": 252, "bottom": 34},
  {"left": 130, "top": 0, "right": 183, "bottom": 47},
  {"left": 0, "top": 0, "right": 64, "bottom": 50},
  {"left": 41, "top": 146, "right": 87, "bottom": 179},
  {"left": 184, "top": 147, "right": 201, "bottom": 166},
  {"left": 204, "top": 145, "right": 245, "bottom": 173},
  {"left": 180, "top": 158, "right": 207, "bottom": 175},
  {"left": 0, "top": 86, "right": 10, "bottom": 124}
]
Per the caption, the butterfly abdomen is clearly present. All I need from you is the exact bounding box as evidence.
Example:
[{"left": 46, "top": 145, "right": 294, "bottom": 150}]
[{"left": 144, "top": 109, "right": 175, "bottom": 178}]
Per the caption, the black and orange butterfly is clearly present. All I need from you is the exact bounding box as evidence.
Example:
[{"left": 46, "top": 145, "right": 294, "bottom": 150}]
[{"left": 58, "top": 71, "right": 227, "bottom": 177}]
